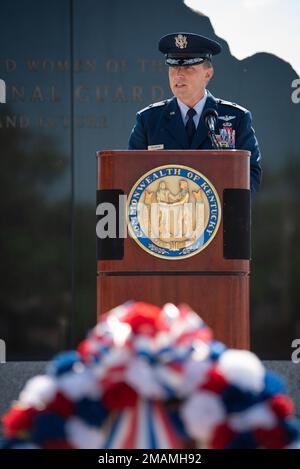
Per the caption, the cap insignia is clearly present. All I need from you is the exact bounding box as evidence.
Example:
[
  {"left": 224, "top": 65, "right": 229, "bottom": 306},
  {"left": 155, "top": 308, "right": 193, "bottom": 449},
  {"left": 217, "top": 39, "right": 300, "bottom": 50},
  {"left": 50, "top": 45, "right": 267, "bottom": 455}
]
[{"left": 175, "top": 34, "right": 187, "bottom": 49}]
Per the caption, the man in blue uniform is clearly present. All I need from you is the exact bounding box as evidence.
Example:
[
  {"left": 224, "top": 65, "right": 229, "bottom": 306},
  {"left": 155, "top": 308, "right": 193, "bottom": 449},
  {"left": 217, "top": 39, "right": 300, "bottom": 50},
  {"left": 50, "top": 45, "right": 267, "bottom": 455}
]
[{"left": 128, "top": 32, "right": 262, "bottom": 193}]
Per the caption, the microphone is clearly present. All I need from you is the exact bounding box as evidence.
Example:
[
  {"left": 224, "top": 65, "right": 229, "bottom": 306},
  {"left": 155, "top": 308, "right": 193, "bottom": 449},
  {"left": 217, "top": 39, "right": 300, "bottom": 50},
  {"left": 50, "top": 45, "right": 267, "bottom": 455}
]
[
  {"left": 203, "top": 108, "right": 218, "bottom": 132},
  {"left": 202, "top": 108, "right": 220, "bottom": 149}
]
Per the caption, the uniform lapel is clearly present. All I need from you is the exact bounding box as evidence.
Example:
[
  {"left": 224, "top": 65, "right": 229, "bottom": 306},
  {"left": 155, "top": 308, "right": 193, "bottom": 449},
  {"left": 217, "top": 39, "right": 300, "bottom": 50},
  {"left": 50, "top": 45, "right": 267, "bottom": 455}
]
[
  {"left": 190, "top": 91, "right": 218, "bottom": 149},
  {"left": 161, "top": 97, "right": 189, "bottom": 149}
]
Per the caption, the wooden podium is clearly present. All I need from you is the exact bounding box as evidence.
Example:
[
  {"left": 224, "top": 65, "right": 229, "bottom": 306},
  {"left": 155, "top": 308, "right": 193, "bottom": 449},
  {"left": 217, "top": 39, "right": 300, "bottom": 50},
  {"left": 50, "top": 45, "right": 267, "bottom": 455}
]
[{"left": 96, "top": 150, "right": 250, "bottom": 348}]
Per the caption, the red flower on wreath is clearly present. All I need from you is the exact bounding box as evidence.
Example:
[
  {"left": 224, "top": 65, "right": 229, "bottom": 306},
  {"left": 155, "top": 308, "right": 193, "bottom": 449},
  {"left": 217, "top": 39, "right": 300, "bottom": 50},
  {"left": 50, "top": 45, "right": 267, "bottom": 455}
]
[
  {"left": 2, "top": 406, "right": 38, "bottom": 438},
  {"left": 121, "top": 302, "right": 168, "bottom": 337}
]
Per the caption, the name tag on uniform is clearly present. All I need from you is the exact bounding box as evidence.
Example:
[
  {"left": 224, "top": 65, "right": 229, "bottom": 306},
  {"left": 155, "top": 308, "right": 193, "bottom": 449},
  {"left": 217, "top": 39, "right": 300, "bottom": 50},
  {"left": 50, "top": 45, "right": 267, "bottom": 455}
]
[{"left": 147, "top": 144, "right": 164, "bottom": 150}]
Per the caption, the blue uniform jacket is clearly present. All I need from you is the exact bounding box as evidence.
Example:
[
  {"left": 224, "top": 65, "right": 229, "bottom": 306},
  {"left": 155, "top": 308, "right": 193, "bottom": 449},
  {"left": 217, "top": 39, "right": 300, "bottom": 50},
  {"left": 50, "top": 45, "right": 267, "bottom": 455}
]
[{"left": 128, "top": 91, "right": 262, "bottom": 193}]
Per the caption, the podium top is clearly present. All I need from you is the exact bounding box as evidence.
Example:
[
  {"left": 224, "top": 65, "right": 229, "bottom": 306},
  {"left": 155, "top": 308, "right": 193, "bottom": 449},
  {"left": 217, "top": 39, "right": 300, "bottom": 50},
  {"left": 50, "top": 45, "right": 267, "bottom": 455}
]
[{"left": 97, "top": 149, "right": 251, "bottom": 158}]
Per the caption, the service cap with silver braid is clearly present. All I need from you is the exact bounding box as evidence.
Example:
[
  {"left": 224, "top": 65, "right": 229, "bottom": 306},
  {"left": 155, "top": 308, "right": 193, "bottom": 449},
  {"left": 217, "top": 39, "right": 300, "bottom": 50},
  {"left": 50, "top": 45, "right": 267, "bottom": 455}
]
[{"left": 159, "top": 32, "right": 221, "bottom": 67}]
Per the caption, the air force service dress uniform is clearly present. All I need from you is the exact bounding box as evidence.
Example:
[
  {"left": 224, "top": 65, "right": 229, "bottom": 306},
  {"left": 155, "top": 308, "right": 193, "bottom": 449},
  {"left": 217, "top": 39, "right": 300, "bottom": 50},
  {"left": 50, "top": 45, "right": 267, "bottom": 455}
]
[
  {"left": 128, "top": 92, "right": 262, "bottom": 193},
  {"left": 128, "top": 32, "right": 262, "bottom": 193}
]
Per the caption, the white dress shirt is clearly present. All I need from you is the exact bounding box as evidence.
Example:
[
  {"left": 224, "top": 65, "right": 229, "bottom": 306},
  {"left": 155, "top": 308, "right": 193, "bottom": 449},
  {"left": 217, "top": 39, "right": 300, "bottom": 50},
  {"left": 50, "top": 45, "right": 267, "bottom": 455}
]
[{"left": 177, "top": 90, "right": 208, "bottom": 129}]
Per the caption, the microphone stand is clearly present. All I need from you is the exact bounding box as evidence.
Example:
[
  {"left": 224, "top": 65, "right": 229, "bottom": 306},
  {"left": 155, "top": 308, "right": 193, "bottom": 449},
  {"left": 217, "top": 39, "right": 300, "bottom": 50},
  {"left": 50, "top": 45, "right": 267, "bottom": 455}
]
[
  {"left": 203, "top": 109, "right": 221, "bottom": 150},
  {"left": 208, "top": 130, "right": 221, "bottom": 150}
]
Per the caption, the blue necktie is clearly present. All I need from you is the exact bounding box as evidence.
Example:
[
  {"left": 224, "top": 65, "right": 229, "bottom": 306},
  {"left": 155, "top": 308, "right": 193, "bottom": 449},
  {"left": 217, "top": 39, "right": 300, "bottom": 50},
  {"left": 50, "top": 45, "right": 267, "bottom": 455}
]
[{"left": 186, "top": 108, "right": 196, "bottom": 145}]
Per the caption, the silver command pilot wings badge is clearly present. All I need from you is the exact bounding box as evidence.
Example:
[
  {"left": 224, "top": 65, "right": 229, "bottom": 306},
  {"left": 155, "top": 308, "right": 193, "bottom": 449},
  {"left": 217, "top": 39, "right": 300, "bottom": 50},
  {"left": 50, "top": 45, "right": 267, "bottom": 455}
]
[{"left": 218, "top": 115, "right": 236, "bottom": 122}]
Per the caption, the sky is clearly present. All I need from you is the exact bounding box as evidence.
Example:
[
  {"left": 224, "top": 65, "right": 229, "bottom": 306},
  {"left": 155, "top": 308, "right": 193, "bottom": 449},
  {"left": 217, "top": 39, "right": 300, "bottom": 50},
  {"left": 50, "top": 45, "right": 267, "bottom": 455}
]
[{"left": 184, "top": 0, "right": 300, "bottom": 77}]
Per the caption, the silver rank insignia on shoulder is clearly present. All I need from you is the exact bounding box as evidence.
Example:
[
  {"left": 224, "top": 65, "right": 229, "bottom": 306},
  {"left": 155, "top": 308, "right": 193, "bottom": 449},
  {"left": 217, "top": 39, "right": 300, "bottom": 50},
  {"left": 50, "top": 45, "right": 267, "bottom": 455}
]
[
  {"left": 148, "top": 144, "right": 164, "bottom": 150},
  {"left": 218, "top": 115, "right": 236, "bottom": 122}
]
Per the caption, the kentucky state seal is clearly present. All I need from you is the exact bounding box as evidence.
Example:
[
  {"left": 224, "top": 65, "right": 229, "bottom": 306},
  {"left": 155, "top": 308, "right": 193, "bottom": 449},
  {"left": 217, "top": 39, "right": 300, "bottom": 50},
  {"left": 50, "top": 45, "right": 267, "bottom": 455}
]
[{"left": 127, "top": 165, "right": 221, "bottom": 260}]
